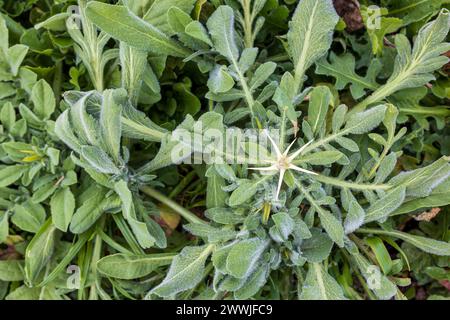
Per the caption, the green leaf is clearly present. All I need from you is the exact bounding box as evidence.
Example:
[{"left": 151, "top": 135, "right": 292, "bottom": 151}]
[
  {"left": 299, "top": 263, "right": 346, "bottom": 300},
  {"left": 0, "top": 15, "right": 9, "bottom": 53},
  {"left": 349, "top": 246, "right": 397, "bottom": 300},
  {"left": 100, "top": 90, "right": 122, "bottom": 162},
  {"left": 226, "top": 238, "right": 268, "bottom": 279},
  {"left": 360, "top": 229, "right": 450, "bottom": 256},
  {"left": 31, "top": 180, "right": 57, "bottom": 204},
  {"left": 249, "top": 62, "right": 277, "bottom": 91},
  {"left": 151, "top": 244, "right": 215, "bottom": 297},
  {"left": 269, "top": 212, "right": 295, "bottom": 243},
  {"left": 0, "top": 102, "right": 15, "bottom": 130},
  {"left": 206, "top": 6, "right": 239, "bottom": 62},
  {"left": 366, "top": 237, "right": 393, "bottom": 275},
  {"left": 207, "top": 66, "right": 235, "bottom": 94},
  {"left": 234, "top": 265, "right": 270, "bottom": 300},
  {"left": 167, "top": 7, "right": 193, "bottom": 34},
  {"left": 287, "top": 0, "right": 339, "bottom": 92},
  {"left": 355, "top": 10, "right": 450, "bottom": 112},
  {"left": 238, "top": 48, "right": 259, "bottom": 74},
  {"left": 228, "top": 178, "right": 263, "bottom": 207},
  {"left": 318, "top": 209, "right": 344, "bottom": 248},
  {"left": 0, "top": 83, "right": 15, "bottom": 100},
  {"left": 97, "top": 253, "right": 174, "bottom": 280},
  {"left": 30, "top": 79, "right": 55, "bottom": 119},
  {"left": 385, "top": 0, "right": 444, "bottom": 26},
  {"left": 363, "top": 13, "right": 402, "bottom": 55},
  {"left": 424, "top": 267, "right": 450, "bottom": 281},
  {"left": 364, "top": 186, "right": 406, "bottom": 223},
  {"left": 34, "top": 12, "right": 70, "bottom": 31},
  {"left": 7, "top": 44, "right": 28, "bottom": 76},
  {"left": 0, "top": 212, "right": 8, "bottom": 243},
  {"left": 121, "top": 101, "right": 167, "bottom": 142},
  {"left": 205, "top": 166, "right": 227, "bottom": 209},
  {"left": 24, "top": 219, "right": 56, "bottom": 286},
  {"left": 70, "top": 186, "right": 109, "bottom": 234},
  {"left": 214, "top": 164, "right": 237, "bottom": 182},
  {"left": 0, "top": 165, "right": 27, "bottom": 188},
  {"left": 69, "top": 92, "right": 99, "bottom": 146},
  {"left": 344, "top": 105, "right": 387, "bottom": 134},
  {"left": 344, "top": 198, "right": 365, "bottom": 234},
  {"left": 301, "top": 228, "right": 333, "bottom": 263},
  {"left": 307, "top": 86, "right": 332, "bottom": 134},
  {"left": 80, "top": 146, "right": 121, "bottom": 175},
  {"left": 297, "top": 151, "right": 343, "bottom": 166},
  {"left": 393, "top": 177, "right": 450, "bottom": 215},
  {"left": 205, "top": 208, "right": 245, "bottom": 225},
  {"left": 0, "top": 260, "right": 24, "bottom": 281},
  {"left": 114, "top": 180, "right": 155, "bottom": 249},
  {"left": 389, "top": 156, "right": 450, "bottom": 198},
  {"left": 50, "top": 187, "right": 75, "bottom": 232},
  {"left": 85, "top": 2, "right": 190, "bottom": 57},
  {"left": 185, "top": 21, "right": 212, "bottom": 46},
  {"left": 143, "top": 0, "right": 197, "bottom": 35},
  {"left": 12, "top": 201, "right": 46, "bottom": 233},
  {"left": 316, "top": 53, "right": 380, "bottom": 99},
  {"left": 54, "top": 110, "right": 82, "bottom": 154},
  {"left": 183, "top": 223, "right": 237, "bottom": 243},
  {"left": 5, "top": 286, "right": 41, "bottom": 300},
  {"left": 5, "top": 285, "right": 62, "bottom": 300}
]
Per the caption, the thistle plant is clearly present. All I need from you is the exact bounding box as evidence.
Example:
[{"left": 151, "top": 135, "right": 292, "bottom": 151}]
[{"left": 1, "top": 0, "right": 450, "bottom": 301}]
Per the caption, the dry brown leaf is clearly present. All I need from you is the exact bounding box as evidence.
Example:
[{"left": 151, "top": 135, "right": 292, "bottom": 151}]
[
  {"left": 333, "top": 0, "right": 364, "bottom": 32},
  {"left": 414, "top": 208, "right": 441, "bottom": 222}
]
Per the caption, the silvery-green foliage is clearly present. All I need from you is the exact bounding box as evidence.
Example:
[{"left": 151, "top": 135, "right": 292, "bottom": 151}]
[
  {"left": 0, "top": 15, "right": 28, "bottom": 79},
  {"left": 65, "top": 0, "right": 119, "bottom": 91},
  {"left": 143, "top": 95, "right": 449, "bottom": 299},
  {"left": 5, "top": 0, "right": 450, "bottom": 301},
  {"left": 346, "top": 242, "right": 397, "bottom": 300},
  {"left": 202, "top": 5, "right": 276, "bottom": 125},
  {"left": 353, "top": 9, "right": 450, "bottom": 112},
  {"left": 287, "top": 0, "right": 339, "bottom": 92},
  {"left": 97, "top": 253, "right": 175, "bottom": 280},
  {"left": 142, "top": 0, "right": 198, "bottom": 36},
  {"left": 24, "top": 220, "right": 56, "bottom": 286},
  {"left": 55, "top": 89, "right": 166, "bottom": 249},
  {"left": 298, "top": 263, "right": 346, "bottom": 300},
  {"left": 151, "top": 244, "right": 215, "bottom": 297},
  {"left": 316, "top": 52, "right": 381, "bottom": 100},
  {"left": 393, "top": 176, "right": 450, "bottom": 215},
  {"left": 141, "top": 98, "right": 450, "bottom": 298},
  {"left": 117, "top": 0, "right": 197, "bottom": 105},
  {"left": 85, "top": 1, "right": 191, "bottom": 58}
]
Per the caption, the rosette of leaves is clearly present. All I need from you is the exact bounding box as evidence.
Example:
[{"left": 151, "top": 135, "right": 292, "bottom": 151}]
[
  {"left": 48, "top": 0, "right": 450, "bottom": 300},
  {"left": 54, "top": 88, "right": 172, "bottom": 249},
  {"left": 142, "top": 101, "right": 450, "bottom": 300}
]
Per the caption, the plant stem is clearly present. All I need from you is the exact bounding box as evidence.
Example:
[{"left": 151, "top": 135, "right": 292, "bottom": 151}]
[
  {"left": 88, "top": 218, "right": 105, "bottom": 300},
  {"left": 140, "top": 185, "right": 207, "bottom": 225},
  {"left": 367, "top": 144, "right": 390, "bottom": 180},
  {"left": 52, "top": 60, "right": 63, "bottom": 104},
  {"left": 356, "top": 228, "right": 393, "bottom": 236},
  {"left": 112, "top": 214, "right": 145, "bottom": 255},
  {"left": 348, "top": 234, "right": 377, "bottom": 266},
  {"left": 242, "top": 0, "right": 253, "bottom": 48},
  {"left": 169, "top": 170, "right": 197, "bottom": 199}
]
